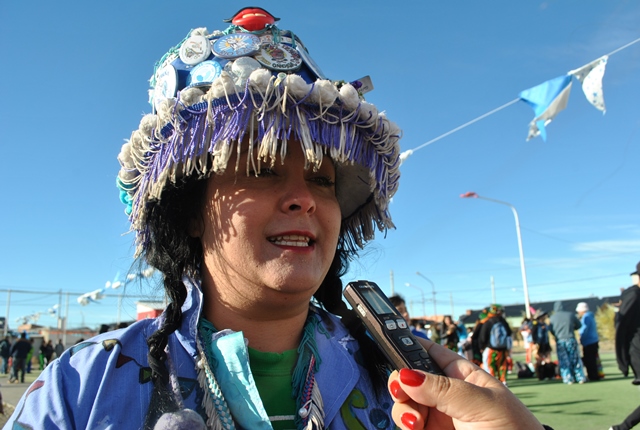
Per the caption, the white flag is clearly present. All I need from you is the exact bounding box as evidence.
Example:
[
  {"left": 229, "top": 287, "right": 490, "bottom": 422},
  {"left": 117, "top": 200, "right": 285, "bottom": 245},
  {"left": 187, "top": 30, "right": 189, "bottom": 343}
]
[{"left": 569, "top": 56, "right": 608, "bottom": 113}]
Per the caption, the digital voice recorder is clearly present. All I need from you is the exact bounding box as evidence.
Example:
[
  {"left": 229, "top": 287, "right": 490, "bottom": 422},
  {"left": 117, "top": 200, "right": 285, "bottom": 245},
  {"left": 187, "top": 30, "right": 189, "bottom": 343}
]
[{"left": 344, "top": 280, "right": 445, "bottom": 375}]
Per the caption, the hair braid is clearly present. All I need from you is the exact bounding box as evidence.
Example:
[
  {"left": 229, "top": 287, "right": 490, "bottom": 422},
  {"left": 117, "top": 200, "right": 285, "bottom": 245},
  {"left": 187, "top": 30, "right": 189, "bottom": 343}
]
[{"left": 141, "top": 178, "right": 207, "bottom": 427}]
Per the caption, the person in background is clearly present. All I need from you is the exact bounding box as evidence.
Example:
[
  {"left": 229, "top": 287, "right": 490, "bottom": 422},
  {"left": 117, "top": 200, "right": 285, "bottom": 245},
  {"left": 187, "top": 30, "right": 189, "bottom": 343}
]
[
  {"left": 43, "top": 340, "right": 54, "bottom": 367},
  {"left": 470, "top": 309, "right": 488, "bottom": 367},
  {"left": 616, "top": 261, "right": 640, "bottom": 385},
  {"left": 54, "top": 339, "right": 65, "bottom": 359},
  {"left": 430, "top": 322, "right": 442, "bottom": 345},
  {"left": 0, "top": 335, "right": 11, "bottom": 374},
  {"left": 520, "top": 317, "right": 534, "bottom": 369},
  {"left": 412, "top": 321, "right": 430, "bottom": 338},
  {"left": 25, "top": 338, "right": 34, "bottom": 373},
  {"left": 478, "top": 304, "right": 512, "bottom": 385},
  {"left": 456, "top": 317, "right": 470, "bottom": 358},
  {"left": 610, "top": 405, "right": 640, "bottom": 430},
  {"left": 531, "top": 310, "right": 555, "bottom": 380},
  {"left": 9, "top": 333, "right": 31, "bottom": 384},
  {"left": 576, "top": 302, "right": 602, "bottom": 381},
  {"left": 441, "top": 315, "right": 459, "bottom": 351},
  {"left": 390, "top": 295, "right": 429, "bottom": 340},
  {"left": 609, "top": 263, "right": 640, "bottom": 430},
  {"left": 38, "top": 340, "right": 46, "bottom": 370},
  {"left": 549, "top": 301, "right": 586, "bottom": 384}
]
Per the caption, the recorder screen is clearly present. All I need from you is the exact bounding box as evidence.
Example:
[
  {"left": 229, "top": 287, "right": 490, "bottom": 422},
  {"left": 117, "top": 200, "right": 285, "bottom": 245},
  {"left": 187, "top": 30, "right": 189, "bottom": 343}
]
[{"left": 361, "top": 288, "right": 397, "bottom": 315}]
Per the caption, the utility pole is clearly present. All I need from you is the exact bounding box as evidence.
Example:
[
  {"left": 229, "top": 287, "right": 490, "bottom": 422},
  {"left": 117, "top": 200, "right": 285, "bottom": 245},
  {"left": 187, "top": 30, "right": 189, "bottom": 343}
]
[
  {"left": 58, "top": 289, "right": 63, "bottom": 331},
  {"left": 4, "top": 290, "right": 10, "bottom": 337},
  {"left": 450, "top": 292, "right": 454, "bottom": 317},
  {"left": 491, "top": 276, "right": 496, "bottom": 304},
  {"left": 390, "top": 270, "right": 395, "bottom": 296},
  {"left": 416, "top": 272, "right": 437, "bottom": 319},
  {"left": 63, "top": 293, "right": 69, "bottom": 345}
]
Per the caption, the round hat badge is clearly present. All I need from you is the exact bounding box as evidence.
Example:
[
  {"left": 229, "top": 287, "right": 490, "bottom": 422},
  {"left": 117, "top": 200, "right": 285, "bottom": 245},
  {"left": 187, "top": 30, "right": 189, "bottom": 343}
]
[
  {"left": 254, "top": 43, "right": 302, "bottom": 72},
  {"left": 187, "top": 60, "right": 223, "bottom": 87},
  {"left": 211, "top": 33, "right": 261, "bottom": 59},
  {"left": 179, "top": 34, "right": 212, "bottom": 66},
  {"left": 152, "top": 64, "right": 178, "bottom": 111}
]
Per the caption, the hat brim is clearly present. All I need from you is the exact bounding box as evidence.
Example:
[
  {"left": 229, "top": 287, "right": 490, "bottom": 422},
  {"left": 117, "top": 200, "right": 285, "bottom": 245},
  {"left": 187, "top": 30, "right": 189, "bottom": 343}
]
[{"left": 118, "top": 73, "right": 401, "bottom": 256}]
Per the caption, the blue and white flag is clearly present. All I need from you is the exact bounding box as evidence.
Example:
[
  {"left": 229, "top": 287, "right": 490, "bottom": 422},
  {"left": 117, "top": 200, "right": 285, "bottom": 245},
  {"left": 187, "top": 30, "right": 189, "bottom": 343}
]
[
  {"left": 519, "top": 75, "right": 573, "bottom": 141},
  {"left": 569, "top": 55, "right": 608, "bottom": 113}
]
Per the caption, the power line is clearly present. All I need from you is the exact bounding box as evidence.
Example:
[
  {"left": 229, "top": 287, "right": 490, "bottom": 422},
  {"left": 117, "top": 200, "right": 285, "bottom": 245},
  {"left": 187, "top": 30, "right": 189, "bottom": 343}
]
[
  {"left": 400, "top": 35, "right": 640, "bottom": 158},
  {"left": 0, "top": 288, "right": 163, "bottom": 301}
]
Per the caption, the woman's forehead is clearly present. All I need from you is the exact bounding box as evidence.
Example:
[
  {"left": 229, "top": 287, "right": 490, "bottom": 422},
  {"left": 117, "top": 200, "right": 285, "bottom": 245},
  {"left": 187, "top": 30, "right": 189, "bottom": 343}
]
[{"left": 235, "top": 139, "right": 336, "bottom": 171}]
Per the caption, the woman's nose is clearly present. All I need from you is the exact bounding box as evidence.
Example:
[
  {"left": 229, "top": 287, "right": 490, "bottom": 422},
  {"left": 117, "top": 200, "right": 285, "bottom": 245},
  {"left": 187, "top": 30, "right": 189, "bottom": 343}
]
[{"left": 280, "top": 178, "right": 316, "bottom": 215}]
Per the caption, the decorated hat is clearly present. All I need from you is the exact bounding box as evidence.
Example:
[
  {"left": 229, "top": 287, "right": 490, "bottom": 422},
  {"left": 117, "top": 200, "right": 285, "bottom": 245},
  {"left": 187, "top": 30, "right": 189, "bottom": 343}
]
[
  {"left": 533, "top": 309, "right": 547, "bottom": 320},
  {"left": 116, "top": 7, "right": 402, "bottom": 256},
  {"left": 488, "top": 304, "right": 503, "bottom": 315}
]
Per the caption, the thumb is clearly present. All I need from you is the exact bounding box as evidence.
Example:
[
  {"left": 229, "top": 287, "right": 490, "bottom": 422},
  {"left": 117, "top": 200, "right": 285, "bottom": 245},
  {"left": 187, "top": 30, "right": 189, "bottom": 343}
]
[
  {"left": 397, "top": 367, "right": 499, "bottom": 419},
  {"left": 396, "top": 368, "right": 542, "bottom": 429}
]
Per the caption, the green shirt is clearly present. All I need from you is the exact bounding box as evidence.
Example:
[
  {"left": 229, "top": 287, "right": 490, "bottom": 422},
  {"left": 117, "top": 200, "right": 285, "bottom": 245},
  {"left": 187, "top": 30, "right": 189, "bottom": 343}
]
[{"left": 248, "top": 347, "right": 298, "bottom": 430}]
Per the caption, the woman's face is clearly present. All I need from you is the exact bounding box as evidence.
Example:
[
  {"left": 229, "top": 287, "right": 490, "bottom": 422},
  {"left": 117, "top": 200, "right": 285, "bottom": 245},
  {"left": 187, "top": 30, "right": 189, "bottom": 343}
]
[{"left": 199, "top": 142, "right": 341, "bottom": 306}]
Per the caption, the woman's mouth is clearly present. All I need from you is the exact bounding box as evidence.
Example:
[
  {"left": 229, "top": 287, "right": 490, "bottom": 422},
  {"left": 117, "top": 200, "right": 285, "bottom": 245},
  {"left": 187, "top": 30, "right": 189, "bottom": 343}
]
[{"left": 268, "top": 234, "right": 313, "bottom": 247}]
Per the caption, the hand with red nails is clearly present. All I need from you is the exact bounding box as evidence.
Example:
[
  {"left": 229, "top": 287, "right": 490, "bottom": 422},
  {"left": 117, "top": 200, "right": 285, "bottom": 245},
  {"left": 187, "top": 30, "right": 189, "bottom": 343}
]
[{"left": 387, "top": 338, "right": 546, "bottom": 430}]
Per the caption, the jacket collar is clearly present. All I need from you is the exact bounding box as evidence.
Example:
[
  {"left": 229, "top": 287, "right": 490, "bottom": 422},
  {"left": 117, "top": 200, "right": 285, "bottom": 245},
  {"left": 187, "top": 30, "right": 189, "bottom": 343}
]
[{"left": 173, "top": 278, "right": 362, "bottom": 425}]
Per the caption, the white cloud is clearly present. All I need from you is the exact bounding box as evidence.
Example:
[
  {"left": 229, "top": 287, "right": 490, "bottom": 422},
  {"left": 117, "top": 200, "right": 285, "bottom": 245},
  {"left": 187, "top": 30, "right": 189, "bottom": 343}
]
[{"left": 573, "top": 239, "right": 640, "bottom": 253}]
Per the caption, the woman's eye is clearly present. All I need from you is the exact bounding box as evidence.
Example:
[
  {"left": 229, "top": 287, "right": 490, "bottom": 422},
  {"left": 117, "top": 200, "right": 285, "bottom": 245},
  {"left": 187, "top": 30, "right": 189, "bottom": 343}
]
[
  {"left": 310, "top": 176, "right": 336, "bottom": 187},
  {"left": 250, "top": 168, "right": 276, "bottom": 177}
]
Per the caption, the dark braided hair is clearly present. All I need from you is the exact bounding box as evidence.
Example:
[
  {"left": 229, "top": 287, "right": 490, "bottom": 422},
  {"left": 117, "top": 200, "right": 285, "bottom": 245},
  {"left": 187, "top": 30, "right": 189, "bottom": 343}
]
[
  {"left": 140, "top": 172, "right": 389, "bottom": 425},
  {"left": 141, "top": 177, "right": 207, "bottom": 428}
]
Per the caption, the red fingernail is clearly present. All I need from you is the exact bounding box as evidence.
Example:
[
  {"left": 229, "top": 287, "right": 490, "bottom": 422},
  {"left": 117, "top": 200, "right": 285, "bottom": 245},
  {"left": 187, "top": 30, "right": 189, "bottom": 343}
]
[
  {"left": 401, "top": 412, "right": 417, "bottom": 430},
  {"left": 399, "top": 368, "right": 426, "bottom": 387},
  {"left": 389, "top": 379, "right": 401, "bottom": 398}
]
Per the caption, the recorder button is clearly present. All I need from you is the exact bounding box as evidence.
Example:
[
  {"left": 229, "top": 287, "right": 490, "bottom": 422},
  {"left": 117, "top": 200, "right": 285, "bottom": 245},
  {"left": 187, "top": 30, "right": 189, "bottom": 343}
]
[
  {"left": 385, "top": 320, "right": 398, "bottom": 330},
  {"left": 419, "top": 352, "right": 434, "bottom": 364},
  {"left": 396, "top": 319, "right": 408, "bottom": 329},
  {"left": 408, "top": 351, "right": 421, "bottom": 361},
  {"left": 400, "top": 336, "right": 414, "bottom": 347}
]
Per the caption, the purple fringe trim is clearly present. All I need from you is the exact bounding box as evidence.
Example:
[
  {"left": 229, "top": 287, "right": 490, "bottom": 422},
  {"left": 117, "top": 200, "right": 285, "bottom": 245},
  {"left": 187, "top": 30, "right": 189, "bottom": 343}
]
[{"left": 129, "top": 92, "right": 400, "bottom": 255}]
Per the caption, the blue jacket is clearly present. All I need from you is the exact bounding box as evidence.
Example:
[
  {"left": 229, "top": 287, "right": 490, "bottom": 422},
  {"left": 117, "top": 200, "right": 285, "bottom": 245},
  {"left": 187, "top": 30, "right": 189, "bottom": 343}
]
[
  {"left": 578, "top": 311, "right": 599, "bottom": 347},
  {"left": 5, "top": 279, "right": 394, "bottom": 429}
]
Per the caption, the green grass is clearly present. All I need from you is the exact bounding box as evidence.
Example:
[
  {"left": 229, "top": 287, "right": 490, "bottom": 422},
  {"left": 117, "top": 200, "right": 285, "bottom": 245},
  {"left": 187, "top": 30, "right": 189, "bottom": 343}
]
[{"left": 508, "top": 352, "right": 640, "bottom": 430}]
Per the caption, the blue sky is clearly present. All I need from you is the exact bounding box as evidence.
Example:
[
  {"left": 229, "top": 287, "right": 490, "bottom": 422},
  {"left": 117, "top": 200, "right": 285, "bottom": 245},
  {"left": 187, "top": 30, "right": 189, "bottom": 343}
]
[{"left": 1, "top": 1, "right": 639, "bottom": 329}]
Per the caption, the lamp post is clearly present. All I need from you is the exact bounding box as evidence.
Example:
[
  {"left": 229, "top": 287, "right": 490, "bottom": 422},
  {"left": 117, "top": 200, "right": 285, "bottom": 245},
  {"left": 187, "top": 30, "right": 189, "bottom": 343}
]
[
  {"left": 415, "top": 272, "right": 437, "bottom": 319},
  {"left": 460, "top": 191, "right": 532, "bottom": 319},
  {"left": 404, "top": 283, "right": 426, "bottom": 318}
]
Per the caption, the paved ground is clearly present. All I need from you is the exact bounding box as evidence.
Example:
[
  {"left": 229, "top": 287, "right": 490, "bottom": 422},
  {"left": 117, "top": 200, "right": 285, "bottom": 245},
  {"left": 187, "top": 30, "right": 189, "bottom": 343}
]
[{"left": 0, "top": 370, "right": 43, "bottom": 425}]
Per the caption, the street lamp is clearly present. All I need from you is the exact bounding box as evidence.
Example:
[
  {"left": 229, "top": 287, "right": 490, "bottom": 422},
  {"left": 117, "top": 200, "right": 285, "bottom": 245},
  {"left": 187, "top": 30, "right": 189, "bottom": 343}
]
[
  {"left": 404, "top": 283, "right": 426, "bottom": 318},
  {"left": 460, "top": 191, "right": 532, "bottom": 319},
  {"left": 415, "top": 272, "right": 437, "bottom": 318}
]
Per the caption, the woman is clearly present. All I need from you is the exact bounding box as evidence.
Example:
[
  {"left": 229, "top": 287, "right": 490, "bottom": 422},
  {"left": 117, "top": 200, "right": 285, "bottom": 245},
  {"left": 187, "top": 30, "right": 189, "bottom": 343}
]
[
  {"left": 531, "top": 310, "right": 555, "bottom": 381},
  {"left": 441, "top": 315, "right": 459, "bottom": 351},
  {"left": 6, "top": 7, "right": 547, "bottom": 430}
]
